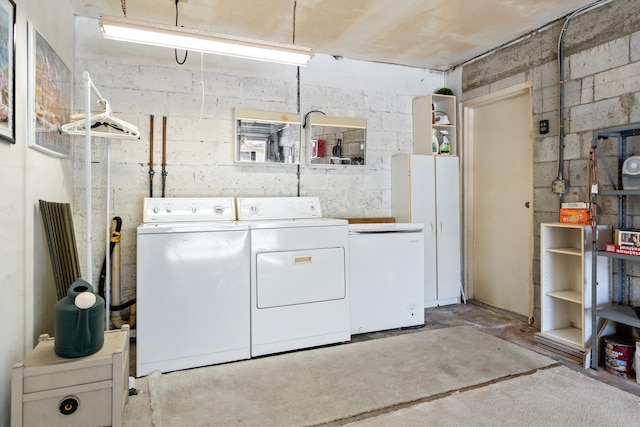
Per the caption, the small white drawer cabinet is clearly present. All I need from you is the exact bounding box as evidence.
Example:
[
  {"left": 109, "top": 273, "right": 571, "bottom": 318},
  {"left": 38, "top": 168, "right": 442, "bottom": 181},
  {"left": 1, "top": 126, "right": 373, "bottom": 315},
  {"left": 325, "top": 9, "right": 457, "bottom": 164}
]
[{"left": 11, "top": 326, "right": 129, "bottom": 427}]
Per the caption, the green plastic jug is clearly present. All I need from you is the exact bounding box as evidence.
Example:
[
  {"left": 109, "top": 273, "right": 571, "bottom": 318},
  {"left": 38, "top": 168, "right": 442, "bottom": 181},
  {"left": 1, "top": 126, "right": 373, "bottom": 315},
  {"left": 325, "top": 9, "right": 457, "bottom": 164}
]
[{"left": 54, "top": 279, "right": 105, "bottom": 358}]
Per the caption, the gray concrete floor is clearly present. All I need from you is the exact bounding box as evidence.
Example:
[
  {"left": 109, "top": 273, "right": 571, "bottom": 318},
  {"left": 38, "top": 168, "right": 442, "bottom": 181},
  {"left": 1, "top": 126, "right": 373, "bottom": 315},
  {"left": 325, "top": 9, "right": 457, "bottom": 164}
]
[{"left": 128, "top": 301, "right": 640, "bottom": 400}]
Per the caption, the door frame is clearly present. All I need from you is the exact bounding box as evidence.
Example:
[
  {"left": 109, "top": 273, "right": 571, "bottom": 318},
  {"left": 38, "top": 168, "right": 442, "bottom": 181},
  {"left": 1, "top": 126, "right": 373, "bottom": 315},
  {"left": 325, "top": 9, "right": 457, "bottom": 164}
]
[{"left": 461, "top": 82, "right": 534, "bottom": 320}]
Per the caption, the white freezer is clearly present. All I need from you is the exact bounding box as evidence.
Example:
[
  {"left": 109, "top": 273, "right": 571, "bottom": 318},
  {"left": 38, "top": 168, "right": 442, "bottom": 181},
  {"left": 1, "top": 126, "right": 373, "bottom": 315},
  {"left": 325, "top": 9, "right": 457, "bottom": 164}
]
[{"left": 348, "top": 223, "right": 425, "bottom": 334}]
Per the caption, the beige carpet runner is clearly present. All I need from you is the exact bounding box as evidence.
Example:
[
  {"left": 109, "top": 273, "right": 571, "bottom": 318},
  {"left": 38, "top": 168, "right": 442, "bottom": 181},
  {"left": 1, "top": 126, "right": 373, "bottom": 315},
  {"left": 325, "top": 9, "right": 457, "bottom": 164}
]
[{"left": 125, "top": 325, "right": 557, "bottom": 426}]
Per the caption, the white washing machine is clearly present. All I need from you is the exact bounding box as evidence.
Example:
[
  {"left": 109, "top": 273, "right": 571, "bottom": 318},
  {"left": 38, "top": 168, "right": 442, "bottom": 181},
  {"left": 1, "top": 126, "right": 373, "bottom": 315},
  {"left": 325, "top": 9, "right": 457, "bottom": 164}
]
[
  {"left": 136, "top": 197, "right": 250, "bottom": 376},
  {"left": 236, "top": 197, "right": 351, "bottom": 357},
  {"left": 348, "top": 223, "right": 425, "bottom": 334}
]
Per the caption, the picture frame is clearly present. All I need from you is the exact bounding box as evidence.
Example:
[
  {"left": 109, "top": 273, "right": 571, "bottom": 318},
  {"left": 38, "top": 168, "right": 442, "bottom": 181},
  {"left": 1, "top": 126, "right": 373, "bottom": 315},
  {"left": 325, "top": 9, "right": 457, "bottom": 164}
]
[
  {"left": 27, "top": 21, "right": 72, "bottom": 157},
  {"left": 0, "top": 0, "right": 15, "bottom": 144}
]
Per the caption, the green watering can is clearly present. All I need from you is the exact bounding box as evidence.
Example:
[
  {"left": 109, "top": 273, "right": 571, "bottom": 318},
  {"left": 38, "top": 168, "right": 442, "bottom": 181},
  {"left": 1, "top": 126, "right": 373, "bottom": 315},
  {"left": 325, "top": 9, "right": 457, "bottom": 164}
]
[{"left": 54, "top": 279, "right": 105, "bottom": 358}]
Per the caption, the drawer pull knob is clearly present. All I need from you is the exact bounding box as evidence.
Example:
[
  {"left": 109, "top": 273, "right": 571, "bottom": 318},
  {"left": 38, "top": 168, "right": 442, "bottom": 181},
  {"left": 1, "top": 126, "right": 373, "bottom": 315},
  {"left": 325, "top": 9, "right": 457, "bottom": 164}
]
[{"left": 59, "top": 396, "right": 79, "bottom": 415}]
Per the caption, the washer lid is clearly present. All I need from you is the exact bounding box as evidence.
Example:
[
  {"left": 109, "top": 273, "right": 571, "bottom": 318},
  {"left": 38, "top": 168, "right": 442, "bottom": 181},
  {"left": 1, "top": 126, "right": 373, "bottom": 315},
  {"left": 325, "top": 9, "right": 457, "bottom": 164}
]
[{"left": 137, "top": 221, "right": 249, "bottom": 234}]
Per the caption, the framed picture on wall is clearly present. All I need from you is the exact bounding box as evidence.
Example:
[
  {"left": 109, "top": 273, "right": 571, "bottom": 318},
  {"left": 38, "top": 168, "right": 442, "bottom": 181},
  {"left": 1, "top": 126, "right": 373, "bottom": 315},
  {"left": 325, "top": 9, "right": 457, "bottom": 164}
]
[
  {"left": 0, "top": 0, "right": 16, "bottom": 144},
  {"left": 27, "top": 21, "right": 72, "bottom": 157}
]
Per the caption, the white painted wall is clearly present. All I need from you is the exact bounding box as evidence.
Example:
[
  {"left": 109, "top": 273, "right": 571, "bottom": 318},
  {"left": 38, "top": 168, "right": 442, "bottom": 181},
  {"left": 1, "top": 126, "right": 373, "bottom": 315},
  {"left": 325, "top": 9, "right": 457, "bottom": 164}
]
[
  {"left": 3, "top": 7, "right": 444, "bottom": 423},
  {"left": 1, "top": 0, "right": 75, "bottom": 424},
  {"left": 72, "top": 16, "right": 445, "bottom": 304}
]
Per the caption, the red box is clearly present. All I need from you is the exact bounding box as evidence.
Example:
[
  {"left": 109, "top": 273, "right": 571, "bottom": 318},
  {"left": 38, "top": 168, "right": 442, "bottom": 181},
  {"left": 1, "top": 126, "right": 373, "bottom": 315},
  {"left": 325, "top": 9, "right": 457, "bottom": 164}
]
[
  {"left": 559, "top": 208, "right": 590, "bottom": 224},
  {"left": 605, "top": 244, "right": 640, "bottom": 256}
]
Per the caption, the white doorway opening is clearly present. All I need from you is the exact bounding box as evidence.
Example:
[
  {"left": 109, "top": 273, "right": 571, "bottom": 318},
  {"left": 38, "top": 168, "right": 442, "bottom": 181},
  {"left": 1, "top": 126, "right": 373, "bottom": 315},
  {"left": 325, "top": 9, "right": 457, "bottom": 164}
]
[{"left": 462, "top": 83, "right": 534, "bottom": 319}]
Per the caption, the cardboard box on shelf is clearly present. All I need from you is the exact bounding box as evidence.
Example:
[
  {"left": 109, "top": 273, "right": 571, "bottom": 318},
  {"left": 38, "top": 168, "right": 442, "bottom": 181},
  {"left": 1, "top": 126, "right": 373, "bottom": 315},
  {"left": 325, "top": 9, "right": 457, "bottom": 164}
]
[{"left": 559, "top": 208, "right": 590, "bottom": 224}]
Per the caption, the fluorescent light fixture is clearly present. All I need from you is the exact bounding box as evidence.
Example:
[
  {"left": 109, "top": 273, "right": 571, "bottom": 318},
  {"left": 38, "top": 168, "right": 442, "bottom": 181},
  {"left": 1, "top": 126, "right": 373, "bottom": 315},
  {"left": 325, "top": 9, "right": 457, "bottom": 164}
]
[{"left": 99, "top": 14, "right": 314, "bottom": 66}]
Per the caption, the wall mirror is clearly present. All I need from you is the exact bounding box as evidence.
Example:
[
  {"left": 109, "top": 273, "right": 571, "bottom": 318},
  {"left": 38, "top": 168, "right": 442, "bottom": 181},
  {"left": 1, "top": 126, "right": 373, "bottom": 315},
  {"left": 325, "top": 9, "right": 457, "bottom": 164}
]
[
  {"left": 235, "top": 109, "right": 302, "bottom": 164},
  {"left": 307, "top": 115, "right": 367, "bottom": 166}
]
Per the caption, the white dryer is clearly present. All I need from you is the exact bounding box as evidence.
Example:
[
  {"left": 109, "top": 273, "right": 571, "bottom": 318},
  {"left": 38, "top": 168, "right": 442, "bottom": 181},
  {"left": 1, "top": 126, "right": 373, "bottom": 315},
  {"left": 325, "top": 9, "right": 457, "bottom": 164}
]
[
  {"left": 136, "top": 197, "right": 250, "bottom": 376},
  {"left": 237, "top": 197, "right": 351, "bottom": 357}
]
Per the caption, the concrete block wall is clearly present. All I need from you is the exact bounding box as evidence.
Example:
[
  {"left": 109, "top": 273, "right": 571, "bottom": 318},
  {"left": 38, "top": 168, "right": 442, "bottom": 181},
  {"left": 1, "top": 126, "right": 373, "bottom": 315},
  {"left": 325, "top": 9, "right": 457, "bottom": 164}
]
[
  {"left": 73, "top": 17, "right": 444, "bottom": 308},
  {"left": 461, "top": 0, "right": 640, "bottom": 322}
]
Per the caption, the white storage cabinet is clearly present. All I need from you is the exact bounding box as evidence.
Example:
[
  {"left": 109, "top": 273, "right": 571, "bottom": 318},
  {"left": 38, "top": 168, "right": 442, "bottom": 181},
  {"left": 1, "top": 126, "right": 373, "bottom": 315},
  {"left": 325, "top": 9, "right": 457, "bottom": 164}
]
[
  {"left": 11, "top": 327, "right": 129, "bottom": 427},
  {"left": 392, "top": 154, "right": 462, "bottom": 307}
]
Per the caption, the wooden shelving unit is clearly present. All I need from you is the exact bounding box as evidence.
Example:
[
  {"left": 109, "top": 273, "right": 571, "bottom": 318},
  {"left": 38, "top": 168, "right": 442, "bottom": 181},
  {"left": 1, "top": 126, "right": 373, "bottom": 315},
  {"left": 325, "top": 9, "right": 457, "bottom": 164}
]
[
  {"left": 412, "top": 94, "right": 457, "bottom": 156},
  {"left": 539, "top": 223, "right": 611, "bottom": 351}
]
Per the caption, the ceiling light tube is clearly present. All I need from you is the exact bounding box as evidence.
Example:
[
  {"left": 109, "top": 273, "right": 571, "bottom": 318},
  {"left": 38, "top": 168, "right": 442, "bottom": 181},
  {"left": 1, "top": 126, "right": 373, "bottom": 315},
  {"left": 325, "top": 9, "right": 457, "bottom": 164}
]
[{"left": 99, "top": 15, "right": 314, "bottom": 66}]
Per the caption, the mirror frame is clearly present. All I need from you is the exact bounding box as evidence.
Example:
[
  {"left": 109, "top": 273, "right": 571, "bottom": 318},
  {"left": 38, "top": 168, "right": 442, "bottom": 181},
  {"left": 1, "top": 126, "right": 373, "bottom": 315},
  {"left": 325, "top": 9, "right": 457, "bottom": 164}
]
[
  {"left": 235, "top": 108, "right": 302, "bottom": 165},
  {"left": 307, "top": 115, "right": 367, "bottom": 166}
]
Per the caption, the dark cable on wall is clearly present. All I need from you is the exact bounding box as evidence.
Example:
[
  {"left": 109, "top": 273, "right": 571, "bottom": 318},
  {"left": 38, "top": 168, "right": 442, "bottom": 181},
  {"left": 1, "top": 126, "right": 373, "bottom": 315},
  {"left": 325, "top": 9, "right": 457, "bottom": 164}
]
[
  {"left": 303, "top": 110, "right": 326, "bottom": 128},
  {"left": 174, "top": 0, "right": 188, "bottom": 65},
  {"left": 294, "top": 0, "right": 302, "bottom": 196}
]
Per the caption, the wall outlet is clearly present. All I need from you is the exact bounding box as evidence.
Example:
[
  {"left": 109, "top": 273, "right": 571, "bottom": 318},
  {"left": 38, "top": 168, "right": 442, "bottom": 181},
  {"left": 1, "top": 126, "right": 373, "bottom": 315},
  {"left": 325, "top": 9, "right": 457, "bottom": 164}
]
[{"left": 539, "top": 119, "right": 549, "bottom": 134}]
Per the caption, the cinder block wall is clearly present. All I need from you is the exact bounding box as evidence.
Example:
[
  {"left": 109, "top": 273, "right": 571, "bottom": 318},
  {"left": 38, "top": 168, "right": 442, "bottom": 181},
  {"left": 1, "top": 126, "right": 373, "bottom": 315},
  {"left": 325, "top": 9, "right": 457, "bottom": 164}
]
[
  {"left": 73, "top": 17, "right": 444, "bottom": 307},
  {"left": 461, "top": 0, "right": 640, "bottom": 322}
]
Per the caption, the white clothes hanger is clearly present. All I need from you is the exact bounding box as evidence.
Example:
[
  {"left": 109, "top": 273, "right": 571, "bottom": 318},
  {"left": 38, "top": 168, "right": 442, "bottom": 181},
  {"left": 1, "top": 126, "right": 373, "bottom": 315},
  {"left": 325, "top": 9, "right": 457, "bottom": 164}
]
[{"left": 62, "top": 99, "right": 140, "bottom": 140}]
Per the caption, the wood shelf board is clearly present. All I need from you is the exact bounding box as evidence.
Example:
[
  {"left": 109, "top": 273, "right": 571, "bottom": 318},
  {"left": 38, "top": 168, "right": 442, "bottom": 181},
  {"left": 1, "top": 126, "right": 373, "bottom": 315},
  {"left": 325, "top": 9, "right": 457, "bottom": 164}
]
[
  {"left": 540, "top": 327, "right": 584, "bottom": 348},
  {"left": 344, "top": 217, "right": 395, "bottom": 224},
  {"left": 546, "top": 247, "right": 581, "bottom": 256},
  {"left": 546, "top": 290, "right": 582, "bottom": 303}
]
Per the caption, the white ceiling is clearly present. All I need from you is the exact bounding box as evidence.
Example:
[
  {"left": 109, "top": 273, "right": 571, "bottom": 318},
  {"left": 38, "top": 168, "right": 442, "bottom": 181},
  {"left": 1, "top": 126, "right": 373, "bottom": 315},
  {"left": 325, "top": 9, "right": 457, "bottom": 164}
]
[{"left": 68, "top": 0, "right": 599, "bottom": 70}]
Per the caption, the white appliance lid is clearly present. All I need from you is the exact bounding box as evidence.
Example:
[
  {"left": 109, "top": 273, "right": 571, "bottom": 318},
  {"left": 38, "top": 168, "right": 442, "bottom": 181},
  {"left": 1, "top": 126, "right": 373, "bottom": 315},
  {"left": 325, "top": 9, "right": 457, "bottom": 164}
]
[
  {"left": 137, "top": 221, "right": 249, "bottom": 234},
  {"left": 348, "top": 223, "right": 424, "bottom": 233},
  {"left": 243, "top": 217, "right": 347, "bottom": 229}
]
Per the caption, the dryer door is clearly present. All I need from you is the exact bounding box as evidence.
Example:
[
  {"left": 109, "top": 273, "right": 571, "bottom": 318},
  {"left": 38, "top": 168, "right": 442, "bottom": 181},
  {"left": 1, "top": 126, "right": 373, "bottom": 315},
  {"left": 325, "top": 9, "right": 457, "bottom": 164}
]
[{"left": 256, "top": 247, "right": 346, "bottom": 308}]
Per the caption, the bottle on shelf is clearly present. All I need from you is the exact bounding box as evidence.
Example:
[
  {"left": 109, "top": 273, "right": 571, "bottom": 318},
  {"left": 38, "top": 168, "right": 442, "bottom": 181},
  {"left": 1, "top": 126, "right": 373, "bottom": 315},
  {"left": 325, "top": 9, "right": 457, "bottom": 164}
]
[
  {"left": 431, "top": 129, "right": 439, "bottom": 154},
  {"left": 439, "top": 130, "right": 451, "bottom": 154}
]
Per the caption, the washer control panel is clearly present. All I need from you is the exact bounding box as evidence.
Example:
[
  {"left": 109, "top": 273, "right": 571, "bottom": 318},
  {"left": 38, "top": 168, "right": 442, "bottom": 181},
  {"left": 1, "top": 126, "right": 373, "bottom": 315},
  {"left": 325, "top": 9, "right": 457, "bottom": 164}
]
[
  {"left": 236, "top": 197, "right": 322, "bottom": 220},
  {"left": 143, "top": 197, "right": 236, "bottom": 222}
]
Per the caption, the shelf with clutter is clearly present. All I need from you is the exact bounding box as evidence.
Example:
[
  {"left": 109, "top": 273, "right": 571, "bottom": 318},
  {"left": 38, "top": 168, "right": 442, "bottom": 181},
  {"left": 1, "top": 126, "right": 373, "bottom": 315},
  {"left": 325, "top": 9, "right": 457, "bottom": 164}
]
[
  {"left": 589, "top": 123, "right": 640, "bottom": 375},
  {"left": 412, "top": 92, "right": 457, "bottom": 156}
]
